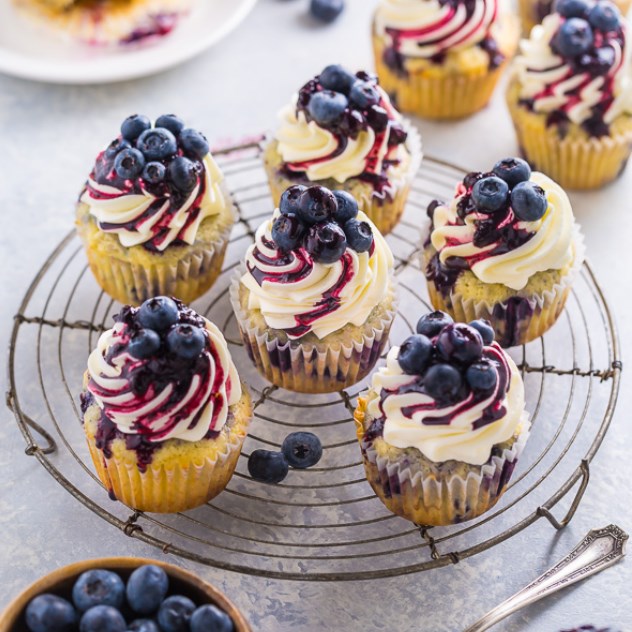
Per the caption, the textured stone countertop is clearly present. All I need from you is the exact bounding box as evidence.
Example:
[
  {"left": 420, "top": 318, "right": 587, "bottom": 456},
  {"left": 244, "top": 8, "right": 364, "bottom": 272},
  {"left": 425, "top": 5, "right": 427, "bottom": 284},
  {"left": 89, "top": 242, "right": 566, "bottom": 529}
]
[{"left": 1, "top": 1, "right": 631, "bottom": 630}]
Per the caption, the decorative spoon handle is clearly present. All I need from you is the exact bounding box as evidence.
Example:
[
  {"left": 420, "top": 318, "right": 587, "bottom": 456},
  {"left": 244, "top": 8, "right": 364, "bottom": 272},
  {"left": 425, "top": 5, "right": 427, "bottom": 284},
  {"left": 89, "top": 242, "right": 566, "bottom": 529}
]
[{"left": 464, "top": 525, "right": 628, "bottom": 632}]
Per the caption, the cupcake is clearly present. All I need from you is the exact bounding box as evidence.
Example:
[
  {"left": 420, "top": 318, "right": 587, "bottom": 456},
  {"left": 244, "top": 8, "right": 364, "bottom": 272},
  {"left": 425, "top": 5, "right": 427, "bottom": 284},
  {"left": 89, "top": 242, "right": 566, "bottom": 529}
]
[
  {"left": 230, "top": 184, "right": 397, "bottom": 394},
  {"left": 82, "top": 296, "right": 252, "bottom": 513},
  {"left": 518, "top": 0, "right": 631, "bottom": 36},
  {"left": 263, "top": 64, "right": 422, "bottom": 236},
  {"left": 372, "top": 0, "right": 520, "bottom": 119},
  {"left": 424, "top": 157, "right": 584, "bottom": 347},
  {"left": 355, "top": 311, "right": 530, "bottom": 526},
  {"left": 76, "top": 114, "right": 236, "bottom": 306},
  {"left": 507, "top": 0, "right": 632, "bottom": 189},
  {"left": 13, "top": 0, "right": 192, "bottom": 46}
]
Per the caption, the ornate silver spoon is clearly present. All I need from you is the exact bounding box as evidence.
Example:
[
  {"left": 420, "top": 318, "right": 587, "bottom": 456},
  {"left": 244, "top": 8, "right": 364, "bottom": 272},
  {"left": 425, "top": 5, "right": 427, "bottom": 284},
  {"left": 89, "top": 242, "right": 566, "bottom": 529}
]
[{"left": 464, "top": 525, "right": 628, "bottom": 632}]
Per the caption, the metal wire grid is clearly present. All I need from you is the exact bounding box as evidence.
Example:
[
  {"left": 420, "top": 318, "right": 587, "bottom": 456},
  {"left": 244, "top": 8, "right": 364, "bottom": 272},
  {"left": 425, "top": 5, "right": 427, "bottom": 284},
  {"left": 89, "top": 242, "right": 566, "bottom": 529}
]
[{"left": 7, "top": 141, "right": 622, "bottom": 581}]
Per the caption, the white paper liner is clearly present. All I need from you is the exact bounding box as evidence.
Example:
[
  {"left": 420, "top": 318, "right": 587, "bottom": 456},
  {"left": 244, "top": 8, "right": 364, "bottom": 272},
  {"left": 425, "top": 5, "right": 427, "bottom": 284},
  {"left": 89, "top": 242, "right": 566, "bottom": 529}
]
[
  {"left": 229, "top": 267, "right": 398, "bottom": 394},
  {"left": 360, "top": 413, "right": 531, "bottom": 526},
  {"left": 424, "top": 224, "right": 586, "bottom": 347}
]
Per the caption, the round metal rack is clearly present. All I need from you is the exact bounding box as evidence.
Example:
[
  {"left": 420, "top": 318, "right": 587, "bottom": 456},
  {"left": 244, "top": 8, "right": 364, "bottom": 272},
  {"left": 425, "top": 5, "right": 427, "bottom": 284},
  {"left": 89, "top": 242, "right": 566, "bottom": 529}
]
[{"left": 7, "top": 140, "right": 622, "bottom": 581}]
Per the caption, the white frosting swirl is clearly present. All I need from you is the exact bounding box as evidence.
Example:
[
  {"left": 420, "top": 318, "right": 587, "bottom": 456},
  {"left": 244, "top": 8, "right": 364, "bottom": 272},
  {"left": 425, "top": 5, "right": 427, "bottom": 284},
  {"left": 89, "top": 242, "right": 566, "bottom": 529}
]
[
  {"left": 87, "top": 319, "right": 241, "bottom": 442},
  {"left": 430, "top": 171, "right": 575, "bottom": 290},
  {"left": 81, "top": 154, "right": 227, "bottom": 251},
  {"left": 367, "top": 345, "right": 525, "bottom": 466},
  {"left": 375, "top": 0, "right": 499, "bottom": 57},
  {"left": 241, "top": 210, "right": 394, "bottom": 340},
  {"left": 275, "top": 88, "right": 406, "bottom": 183},
  {"left": 514, "top": 13, "right": 632, "bottom": 125}
]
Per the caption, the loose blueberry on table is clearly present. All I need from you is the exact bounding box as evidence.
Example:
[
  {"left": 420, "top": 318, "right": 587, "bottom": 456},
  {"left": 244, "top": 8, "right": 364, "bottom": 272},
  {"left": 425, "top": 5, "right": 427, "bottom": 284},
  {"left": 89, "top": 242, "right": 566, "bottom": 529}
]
[
  {"left": 272, "top": 184, "right": 374, "bottom": 263},
  {"left": 248, "top": 433, "right": 323, "bottom": 482},
  {"left": 23, "top": 564, "right": 236, "bottom": 632},
  {"left": 309, "top": 0, "right": 345, "bottom": 23}
]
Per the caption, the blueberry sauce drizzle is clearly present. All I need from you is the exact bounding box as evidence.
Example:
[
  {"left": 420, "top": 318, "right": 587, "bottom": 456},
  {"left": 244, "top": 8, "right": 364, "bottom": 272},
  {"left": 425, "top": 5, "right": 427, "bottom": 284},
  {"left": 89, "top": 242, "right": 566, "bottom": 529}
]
[
  {"left": 381, "top": 0, "right": 503, "bottom": 74},
  {"left": 425, "top": 171, "right": 534, "bottom": 296},
  {"left": 120, "top": 13, "right": 180, "bottom": 45},
  {"left": 288, "top": 70, "right": 407, "bottom": 193},
  {"left": 85, "top": 301, "right": 232, "bottom": 469}
]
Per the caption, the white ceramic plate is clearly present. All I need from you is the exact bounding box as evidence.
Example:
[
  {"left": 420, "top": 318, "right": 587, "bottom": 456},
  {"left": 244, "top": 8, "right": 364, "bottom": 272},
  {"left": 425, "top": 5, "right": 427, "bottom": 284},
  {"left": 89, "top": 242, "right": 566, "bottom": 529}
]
[{"left": 0, "top": 0, "right": 257, "bottom": 84}]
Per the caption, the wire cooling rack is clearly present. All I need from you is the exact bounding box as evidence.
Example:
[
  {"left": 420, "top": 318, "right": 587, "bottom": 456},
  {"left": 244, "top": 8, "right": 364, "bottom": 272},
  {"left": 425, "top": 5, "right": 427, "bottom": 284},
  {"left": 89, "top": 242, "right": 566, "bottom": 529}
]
[{"left": 7, "top": 140, "right": 622, "bottom": 581}]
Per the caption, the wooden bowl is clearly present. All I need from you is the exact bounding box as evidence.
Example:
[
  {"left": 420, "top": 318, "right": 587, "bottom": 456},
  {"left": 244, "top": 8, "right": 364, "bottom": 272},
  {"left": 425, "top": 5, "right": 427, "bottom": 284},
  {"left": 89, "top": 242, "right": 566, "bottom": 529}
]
[{"left": 0, "top": 557, "right": 251, "bottom": 632}]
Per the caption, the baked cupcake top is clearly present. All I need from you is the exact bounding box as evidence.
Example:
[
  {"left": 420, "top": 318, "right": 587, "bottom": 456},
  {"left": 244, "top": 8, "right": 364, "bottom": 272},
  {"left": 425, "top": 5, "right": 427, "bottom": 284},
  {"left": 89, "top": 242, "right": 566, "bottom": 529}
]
[
  {"left": 81, "top": 114, "right": 228, "bottom": 252},
  {"left": 366, "top": 311, "right": 525, "bottom": 465},
  {"left": 426, "top": 157, "right": 576, "bottom": 291},
  {"left": 374, "top": 0, "right": 505, "bottom": 69},
  {"left": 274, "top": 65, "right": 412, "bottom": 191},
  {"left": 86, "top": 297, "right": 241, "bottom": 444},
  {"left": 514, "top": 0, "right": 632, "bottom": 136},
  {"left": 240, "top": 185, "right": 394, "bottom": 340}
]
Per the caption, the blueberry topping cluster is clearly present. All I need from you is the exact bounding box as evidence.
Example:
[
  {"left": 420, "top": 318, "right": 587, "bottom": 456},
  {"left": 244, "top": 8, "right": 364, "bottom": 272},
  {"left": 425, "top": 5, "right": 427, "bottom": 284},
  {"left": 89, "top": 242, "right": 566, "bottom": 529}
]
[
  {"left": 97, "top": 114, "right": 209, "bottom": 198},
  {"left": 272, "top": 184, "right": 374, "bottom": 263},
  {"left": 296, "top": 64, "right": 408, "bottom": 145},
  {"left": 397, "top": 311, "right": 500, "bottom": 404},
  {"left": 122, "top": 297, "right": 207, "bottom": 363},
  {"left": 24, "top": 565, "right": 235, "bottom": 632},
  {"left": 248, "top": 432, "right": 323, "bottom": 484},
  {"left": 552, "top": 0, "right": 622, "bottom": 66}
]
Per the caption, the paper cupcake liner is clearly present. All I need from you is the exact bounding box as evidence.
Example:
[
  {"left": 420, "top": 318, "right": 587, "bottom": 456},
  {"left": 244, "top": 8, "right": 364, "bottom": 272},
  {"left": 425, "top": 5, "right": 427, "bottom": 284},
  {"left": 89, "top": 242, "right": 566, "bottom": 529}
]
[
  {"left": 263, "top": 121, "right": 422, "bottom": 236},
  {"left": 84, "top": 395, "right": 251, "bottom": 514},
  {"left": 372, "top": 32, "right": 509, "bottom": 120},
  {"left": 507, "top": 90, "right": 632, "bottom": 189},
  {"left": 424, "top": 228, "right": 585, "bottom": 348},
  {"left": 355, "top": 399, "right": 531, "bottom": 526},
  {"left": 229, "top": 269, "right": 398, "bottom": 394},
  {"left": 78, "top": 194, "right": 236, "bottom": 306}
]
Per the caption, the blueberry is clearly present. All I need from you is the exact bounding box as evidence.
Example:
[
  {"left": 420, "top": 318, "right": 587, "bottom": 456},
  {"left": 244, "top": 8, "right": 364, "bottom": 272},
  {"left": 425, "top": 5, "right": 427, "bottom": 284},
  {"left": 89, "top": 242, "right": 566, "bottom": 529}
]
[
  {"left": 72, "top": 569, "right": 125, "bottom": 613},
  {"left": 297, "top": 186, "right": 338, "bottom": 224},
  {"left": 167, "top": 324, "right": 206, "bottom": 360},
  {"left": 142, "top": 162, "right": 166, "bottom": 185},
  {"left": 468, "top": 319, "right": 495, "bottom": 346},
  {"left": 179, "top": 128, "right": 210, "bottom": 159},
  {"left": 128, "top": 620, "right": 160, "bottom": 632},
  {"left": 79, "top": 606, "right": 126, "bottom": 632},
  {"left": 423, "top": 363, "right": 463, "bottom": 402},
  {"left": 388, "top": 123, "right": 408, "bottom": 146},
  {"left": 126, "top": 564, "right": 169, "bottom": 616},
  {"left": 105, "top": 138, "right": 131, "bottom": 160},
  {"left": 136, "top": 128, "right": 178, "bottom": 161},
  {"left": 305, "top": 222, "right": 347, "bottom": 264},
  {"left": 554, "top": 18, "right": 594, "bottom": 57},
  {"left": 330, "top": 191, "right": 357, "bottom": 224},
  {"left": 308, "top": 90, "right": 349, "bottom": 125},
  {"left": 343, "top": 218, "right": 373, "bottom": 253},
  {"left": 349, "top": 80, "right": 380, "bottom": 108},
  {"left": 471, "top": 176, "right": 509, "bottom": 213},
  {"left": 114, "top": 148, "right": 145, "bottom": 180},
  {"left": 25, "top": 594, "right": 78, "bottom": 632},
  {"left": 168, "top": 156, "right": 199, "bottom": 193},
  {"left": 510, "top": 181, "right": 548, "bottom": 221},
  {"left": 588, "top": 1, "right": 620, "bottom": 31},
  {"left": 190, "top": 605, "right": 234, "bottom": 632},
  {"left": 576, "top": 47, "right": 616, "bottom": 74},
  {"left": 492, "top": 157, "right": 531, "bottom": 188},
  {"left": 271, "top": 213, "right": 306, "bottom": 252},
  {"left": 128, "top": 329, "right": 161, "bottom": 359},
  {"left": 280, "top": 185, "right": 307, "bottom": 215},
  {"left": 416, "top": 311, "right": 454, "bottom": 338},
  {"left": 156, "top": 596, "right": 195, "bottom": 632},
  {"left": 121, "top": 115, "right": 151, "bottom": 141},
  {"left": 282, "top": 432, "right": 323, "bottom": 469},
  {"left": 366, "top": 105, "right": 389, "bottom": 132},
  {"left": 466, "top": 361, "right": 499, "bottom": 392},
  {"left": 319, "top": 64, "right": 356, "bottom": 93},
  {"left": 248, "top": 450, "right": 289, "bottom": 483},
  {"left": 155, "top": 114, "right": 185, "bottom": 135},
  {"left": 554, "top": 0, "right": 590, "bottom": 18},
  {"left": 397, "top": 334, "right": 433, "bottom": 375},
  {"left": 137, "top": 297, "right": 179, "bottom": 331},
  {"left": 436, "top": 323, "right": 484, "bottom": 365},
  {"left": 310, "top": 0, "right": 344, "bottom": 23}
]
